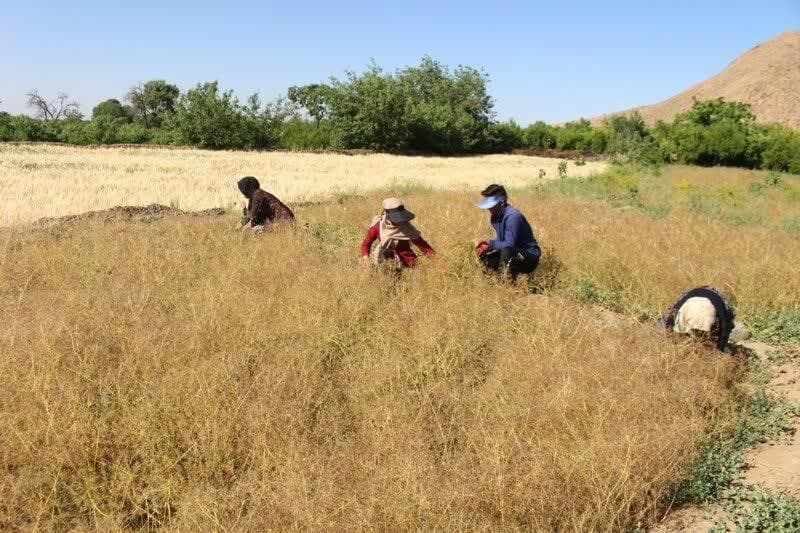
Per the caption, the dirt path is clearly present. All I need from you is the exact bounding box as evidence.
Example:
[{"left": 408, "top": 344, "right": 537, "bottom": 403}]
[{"left": 653, "top": 340, "right": 800, "bottom": 531}]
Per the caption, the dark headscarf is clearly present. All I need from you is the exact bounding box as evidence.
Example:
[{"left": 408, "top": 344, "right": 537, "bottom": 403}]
[
  {"left": 237, "top": 176, "right": 260, "bottom": 198},
  {"left": 656, "top": 286, "right": 736, "bottom": 352}
]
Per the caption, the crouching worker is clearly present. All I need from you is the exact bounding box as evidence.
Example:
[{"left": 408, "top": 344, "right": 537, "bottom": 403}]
[
  {"left": 656, "top": 286, "right": 736, "bottom": 352},
  {"left": 236, "top": 176, "right": 295, "bottom": 234},
  {"left": 473, "top": 184, "right": 540, "bottom": 281},
  {"left": 360, "top": 198, "right": 435, "bottom": 270}
]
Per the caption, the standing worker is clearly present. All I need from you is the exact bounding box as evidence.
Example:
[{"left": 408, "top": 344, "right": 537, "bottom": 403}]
[
  {"left": 236, "top": 176, "right": 295, "bottom": 233},
  {"left": 361, "top": 198, "right": 435, "bottom": 270},
  {"left": 473, "top": 184, "right": 541, "bottom": 281}
]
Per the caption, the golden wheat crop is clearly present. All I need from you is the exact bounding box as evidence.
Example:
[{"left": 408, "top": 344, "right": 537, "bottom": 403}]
[
  {"left": 0, "top": 144, "right": 605, "bottom": 226},
  {"left": 0, "top": 189, "right": 750, "bottom": 530}
]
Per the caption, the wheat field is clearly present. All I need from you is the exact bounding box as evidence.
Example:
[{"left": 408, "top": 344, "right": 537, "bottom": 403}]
[{"left": 0, "top": 144, "right": 605, "bottom": 226}]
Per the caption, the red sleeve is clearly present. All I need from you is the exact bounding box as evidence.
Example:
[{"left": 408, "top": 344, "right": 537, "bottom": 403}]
[
  {"left": 412, "top": 236, "right": 435, "bottom": 258},
  {"left": 360, "top": 223, "right": 379, "bottom": 256}
]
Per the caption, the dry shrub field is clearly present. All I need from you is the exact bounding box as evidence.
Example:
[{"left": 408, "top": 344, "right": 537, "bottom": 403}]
[
  {"left": 1, "top": 208, "right": 736, "bottom": 530},
  {"left": 2, "top": 146, "right": 798, "bottom": 529},
  {"left": 0, "top": 144, "right": 605, "bottom": 226}
]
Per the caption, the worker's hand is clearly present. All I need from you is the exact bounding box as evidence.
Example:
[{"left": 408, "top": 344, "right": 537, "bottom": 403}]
[
  {"left": 472, "top": 238, "right": 487, "bottom": 248},
  {"left": 360, "top": 255, "right": 372, "bottom": 267},
  {"left": 234, "top": 221, "right": 244, "bottom": 232}
]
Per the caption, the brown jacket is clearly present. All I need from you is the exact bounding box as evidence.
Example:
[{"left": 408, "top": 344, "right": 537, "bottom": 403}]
[{"left": 242, "top": 189, "right": 295, "bottom": 227}]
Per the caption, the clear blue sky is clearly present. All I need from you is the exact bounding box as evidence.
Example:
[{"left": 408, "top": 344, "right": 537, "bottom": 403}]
[{"left": 1, "top": 0, "right": 797, "bottom": 124}]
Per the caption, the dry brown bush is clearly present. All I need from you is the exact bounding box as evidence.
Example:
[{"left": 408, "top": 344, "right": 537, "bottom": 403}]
[{"left": 0, "top": 190, "right": 748, "bottom": 530}]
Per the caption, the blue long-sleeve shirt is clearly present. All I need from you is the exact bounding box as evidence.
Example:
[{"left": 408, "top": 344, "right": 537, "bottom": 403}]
[{"left": 488, "top": 204, "right": 541, "bottom": 257}]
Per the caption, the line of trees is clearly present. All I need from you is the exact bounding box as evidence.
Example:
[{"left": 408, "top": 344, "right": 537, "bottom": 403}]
[{"left": 1, "top": 57, "right": 798, "bottom": 173}]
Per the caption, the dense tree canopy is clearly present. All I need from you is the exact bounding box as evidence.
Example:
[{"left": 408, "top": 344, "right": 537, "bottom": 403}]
[{"left": 1, "top": 63, "right": 798, "bottom": 173}]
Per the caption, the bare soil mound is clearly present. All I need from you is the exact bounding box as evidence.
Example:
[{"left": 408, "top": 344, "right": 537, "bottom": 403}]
[
  {"left": 34, "top": 204, "right": 227, "bottom": 226},
  {"left": 592, "top": 30, "right": 800, "bottom": 128}
]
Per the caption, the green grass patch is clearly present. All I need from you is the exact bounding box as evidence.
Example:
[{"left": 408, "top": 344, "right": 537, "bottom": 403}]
[
  {"left": 748, "top": 307, "right": 800, "bottom": 345},
  {"left": 541, "top": 164, "right": 800, "bottom": 238},
  {"left": 713, "top": 485, "right": 800, "bottom": 532}
]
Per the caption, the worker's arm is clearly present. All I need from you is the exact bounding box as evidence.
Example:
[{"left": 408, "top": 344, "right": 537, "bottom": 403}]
[
  {"left": 489, "top": 212, "right": 519, "bottom": 250},
  {"left": 412, "top": 236, "right": 435, "bottom": 258},
  {"left": 360, "top": 223, "right": 379, "bottom": 256},
  {"left": 249, "top": 193, "right": 270, "bottom": 226}
]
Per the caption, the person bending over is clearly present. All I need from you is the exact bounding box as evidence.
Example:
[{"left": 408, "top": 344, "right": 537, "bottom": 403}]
[
  {"left": 473, "top": 184, "right": 541, "bottom": 281},
  {"left": 361, "top": 197, "right": 435, "bottom": 270},
  {"left": 236, "top": 176, "right": 295, "bottom": 233},
  {"left": 656, "top": 286, "right": 736, "bottom": 352}
]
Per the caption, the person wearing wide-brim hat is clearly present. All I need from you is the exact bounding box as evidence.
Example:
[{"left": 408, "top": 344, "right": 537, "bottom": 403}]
[
  {"left": 360, "top": 198, "right": 435, "bottom": 269},
  {"left": 473, "top": 184, "right": 541, "bottom": 281}
]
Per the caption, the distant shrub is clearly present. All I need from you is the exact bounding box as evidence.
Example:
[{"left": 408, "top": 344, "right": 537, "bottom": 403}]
[
  {"left": 278, "top": 118, "right": 334, "bottom": 149},
  {"left": 8, "top": 115, "right": 60, "bottom": 142},
  {"left": 759, "top": 125, "right": 800, "bottom": 174},
  {"left": 0, "top": 112, "right": 12, "bottom": 141},
  {"left": 523, "top": 121, "right": 556, "bottom": 149},
  {"left": 553, "top": 119, "right": 592, "bottom": 150},
  {"left": 482, "top": 120, "right": 525, "bottom": 152},
  {"left": 59, "top": 118, "right": 95, "bottom": 145},
  {"left": 118, "top": 123, "right": 151, "bottom": 144},
  {"left": 604, "top": 112, "right": 662, "bottom": 165}
]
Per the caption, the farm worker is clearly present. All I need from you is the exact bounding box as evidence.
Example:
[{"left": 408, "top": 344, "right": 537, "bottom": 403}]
[
  {"left": 360, "top": 198, "right": 435, "bottom": 269},
  {"left": 236, "top": 176, "right": 295, "bottom": 233},
  {"left": 655, "top": 286, "right": 736, "bottom": 352},
  {"left": 473, "top": 184, "right": 541, "bottom": 280}
]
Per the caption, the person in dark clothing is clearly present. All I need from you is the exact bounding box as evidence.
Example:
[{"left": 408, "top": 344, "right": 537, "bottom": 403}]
[
  {"left": 473, "top": 184, "right": 541, "bottom": 280},
  {"left": 236, "top": 176, "right": 295, "bottom": 233},
  {"left": 655, "top": 286, "right": 736, "bottom": 352}
]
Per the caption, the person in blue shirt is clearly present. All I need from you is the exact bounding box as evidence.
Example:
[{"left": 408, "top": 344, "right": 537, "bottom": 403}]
[{"left": 472, "top": 184, "right": 541, "bottom": 280}]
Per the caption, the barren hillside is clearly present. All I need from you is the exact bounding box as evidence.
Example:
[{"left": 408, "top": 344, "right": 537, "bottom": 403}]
[{"left": 592, "top": 30, "right": 800, "bottom": 128}]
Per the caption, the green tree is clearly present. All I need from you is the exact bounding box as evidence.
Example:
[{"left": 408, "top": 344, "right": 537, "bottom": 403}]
[
  {"left": 397, "top": 56, "right": 494, "bottom": 153},
  {"left": 172, "top": 81, "right": 251, "bottom": 149},
  {"left": 757, "top": 124, "right": 800, "bottom": 174},
  {"left": 91, "top": 99, "right": 132, "bottom": 122},
  {"left": 322, "top": 57, "right": 495, "bottom": 153},
  {"left": 659, "top": 98, "right": 759, "bottom": 167},
  {"left": 483, "top": 120, "right": 525, "bottom": 152},
  {"left": 326, "top": 63, "right": 411, "bottom": 151},
  {"left": 126, "top": 80, "right": 180, "bottom": 128},
  {"left": 287, "top": 84, "right": 332, "bottom": 124},
  {"left": 0, "top": 112, "right": 12, "bottom": 141},
  {"left": 553, "top": 119, "right": 593, "bottom": 150},
  {"left": 523, "top": 121, "right": 556, "bottom": 150},
  {"left": 675, "top": 97, "right": 755, "bottom": 127}
]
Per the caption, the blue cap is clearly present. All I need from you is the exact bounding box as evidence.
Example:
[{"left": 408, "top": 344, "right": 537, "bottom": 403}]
[{"left": 475, "top": 194, "right": 507, "bottom": 209}]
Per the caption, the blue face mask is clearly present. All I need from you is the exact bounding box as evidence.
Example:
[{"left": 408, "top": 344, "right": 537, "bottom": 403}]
[{"left": 475, "top": 194, "right": 507, "bottom": 209}]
